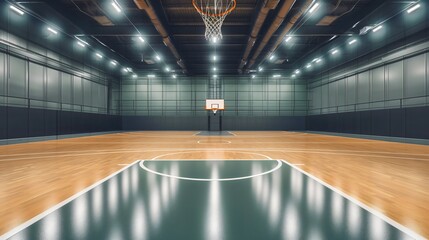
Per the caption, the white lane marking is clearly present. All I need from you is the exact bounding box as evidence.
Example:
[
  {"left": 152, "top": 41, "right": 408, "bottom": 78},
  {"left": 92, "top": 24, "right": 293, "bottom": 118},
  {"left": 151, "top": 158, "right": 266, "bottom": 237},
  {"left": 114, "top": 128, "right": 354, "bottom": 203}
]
[
  {"left": 1, "top": 147, "right": 428, "bottom": 158},
  {"left": 197, "top": 140, "right": 232, "bottom": 144},
  {"left": 280, "top": 159, "right": 426, "bottom": 240},
  {"left": 139, "top": 159, "right": 282, "bottom": 182},
  {"left": 0, "top": 160, "right": 141, "bottom": 240},
  {"left": 2, "top": 148, "right": 429, "bottom": 162},
  {"left": 151, "top": 151, "right": 273, "bottom": 160}
]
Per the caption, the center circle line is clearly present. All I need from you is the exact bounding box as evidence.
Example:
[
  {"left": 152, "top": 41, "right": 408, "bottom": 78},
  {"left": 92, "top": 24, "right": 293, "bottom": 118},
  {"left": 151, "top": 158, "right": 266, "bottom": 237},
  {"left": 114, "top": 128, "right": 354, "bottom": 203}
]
[{"left": 139, "top": 159, "right": 282, "bottom": 182}]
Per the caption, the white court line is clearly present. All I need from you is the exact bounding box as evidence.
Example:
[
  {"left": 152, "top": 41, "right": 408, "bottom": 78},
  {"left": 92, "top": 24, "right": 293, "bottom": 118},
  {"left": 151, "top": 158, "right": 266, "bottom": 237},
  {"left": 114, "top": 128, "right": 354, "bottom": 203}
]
[
  {"left": 2, "top": 148, "right": 429, "bottom": 162},
  {"left": 280, "top": 159, "right": 426, "bottom": 240},
  {"left": 151, "top": 150, "right": 273, "bottom": 160},
  {"left": 227, "top": 131, "right": 237, "bottom": 136},
  {"left": 139, "top": 159, "right": 282, "bottom": 182},
  {"left": 1, "top": 147, "right": 428, "bottom": 158},
  {"left": 193, "top": 131, "right": 202, "bottom": 136},
  {"left": 197, "top": 140, "right": 232, "bottom": 144},
  {"left": 0, "top": 160, "right": 141, "bottom": 240}
]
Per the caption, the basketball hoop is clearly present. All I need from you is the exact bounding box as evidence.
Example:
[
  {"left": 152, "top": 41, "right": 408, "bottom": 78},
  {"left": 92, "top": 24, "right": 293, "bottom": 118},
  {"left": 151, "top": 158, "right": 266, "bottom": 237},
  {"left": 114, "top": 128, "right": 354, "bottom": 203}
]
[
  {"left": 205, "top": 99, "right": 224, "bottom": 115},
  {"left": 192, "top": 0, "right": 237, "bottom": 42}
]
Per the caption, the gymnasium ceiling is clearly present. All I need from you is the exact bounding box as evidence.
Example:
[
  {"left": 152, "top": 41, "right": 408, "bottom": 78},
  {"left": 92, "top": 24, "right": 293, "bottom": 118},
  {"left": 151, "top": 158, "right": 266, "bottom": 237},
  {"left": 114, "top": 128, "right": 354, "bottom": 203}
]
[{"left": 12, "top": 0, "right": 421, "bottom": 76}]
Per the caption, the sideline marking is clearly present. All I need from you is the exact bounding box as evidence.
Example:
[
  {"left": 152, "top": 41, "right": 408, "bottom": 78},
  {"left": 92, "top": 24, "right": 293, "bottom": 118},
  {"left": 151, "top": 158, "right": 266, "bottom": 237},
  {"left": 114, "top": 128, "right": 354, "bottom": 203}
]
[
  {"left": 140, "top": 159, "right": 282, "bottom": 182},
  {"left": 0, "top": 160, "right": 141, "bottom": 240},
  {"left": 151, "top": 150, "right": 273, "bottom": 160},
  {"left": 197, "top": 140, "right": 232, "bottom": 144},
  {"left": 2, "top": 148, "right": 429, "bottom": 162},
  {"left": 280, "top": 159, "right": 426, "bottom": 240}
]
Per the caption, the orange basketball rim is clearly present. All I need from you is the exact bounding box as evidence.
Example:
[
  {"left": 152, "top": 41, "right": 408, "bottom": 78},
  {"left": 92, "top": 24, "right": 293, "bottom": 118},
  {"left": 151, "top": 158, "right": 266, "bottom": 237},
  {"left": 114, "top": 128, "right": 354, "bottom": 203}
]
[{"left": 192, "top": 0, "right": 237, "bottom": 17}]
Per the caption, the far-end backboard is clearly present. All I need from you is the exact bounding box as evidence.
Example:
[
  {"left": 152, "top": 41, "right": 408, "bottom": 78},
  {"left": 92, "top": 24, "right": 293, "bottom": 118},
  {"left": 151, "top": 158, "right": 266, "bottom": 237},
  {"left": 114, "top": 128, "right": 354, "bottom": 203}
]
[{"left": 205, "top": 99, "right": 225, "bottom": 111}]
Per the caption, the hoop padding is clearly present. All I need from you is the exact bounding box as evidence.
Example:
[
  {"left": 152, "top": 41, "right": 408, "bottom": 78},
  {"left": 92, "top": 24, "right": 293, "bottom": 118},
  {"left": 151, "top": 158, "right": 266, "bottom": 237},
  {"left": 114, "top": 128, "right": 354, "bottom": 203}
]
[{"left": 192, "top": 0, "right": 237, "bottom": 41}]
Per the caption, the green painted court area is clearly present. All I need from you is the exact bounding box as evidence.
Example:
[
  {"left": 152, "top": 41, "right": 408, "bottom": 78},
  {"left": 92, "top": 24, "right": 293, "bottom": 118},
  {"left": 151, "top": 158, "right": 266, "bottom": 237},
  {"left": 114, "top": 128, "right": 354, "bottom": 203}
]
[{"left": 4, "top": 160, "right": 417, "bottom": 240}]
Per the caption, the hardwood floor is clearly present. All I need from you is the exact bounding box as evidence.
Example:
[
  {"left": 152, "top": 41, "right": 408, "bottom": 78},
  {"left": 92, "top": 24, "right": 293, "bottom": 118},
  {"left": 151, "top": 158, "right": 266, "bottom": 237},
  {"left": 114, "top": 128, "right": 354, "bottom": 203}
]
[{"left": 1, "top": 131, "right": 429, "bottom": 238}]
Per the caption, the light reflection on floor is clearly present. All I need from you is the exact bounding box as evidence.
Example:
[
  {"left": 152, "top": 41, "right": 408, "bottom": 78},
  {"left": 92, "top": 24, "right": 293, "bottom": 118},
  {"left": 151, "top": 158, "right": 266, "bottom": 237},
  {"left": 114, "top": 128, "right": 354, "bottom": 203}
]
[{"left": 5, "top": 160, "right": 418, "bottom": 240}]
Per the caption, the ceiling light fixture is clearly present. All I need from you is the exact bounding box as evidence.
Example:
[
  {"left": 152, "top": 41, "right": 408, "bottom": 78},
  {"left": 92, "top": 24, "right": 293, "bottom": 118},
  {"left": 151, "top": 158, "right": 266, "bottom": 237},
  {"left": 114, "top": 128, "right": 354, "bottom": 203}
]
[
  {"left": 306, "top": 64, "right": 312, "bottom": 69},
  {"left": 273, "top": 74, "right": 281, "bottom": 78},
  {"left": 77, "top": 41, "right": 86, "bottom": 48},
  {"left": 316, "top": 58, "right": 322, "bottom": 63},
  {"left": 111, "top": 1, "right": 121, "bottom": 13},
  {"left": 285, "top": 36, "right": 292, "bottom": 42},
  {"left": 292, "top": 74, "right": 296, "bottom": 78},
  {"left": 110, "top": 61, "right": 117, "bottom": 66},
  {"left": 96, "top": 53, "right": 103, "bottom": 59},
  {"left": 251, "top": 75, "right": 256, "bottom": 78},
  {"left": 213, "top": 55, "right": 217, "bottom": 61},
  {"left": 295, "top": 70, "right": 301, "bottom": 74},
  {"left": 155, "top": 55, "right": 161, "bottom": 61},
  {"left": 138, "top": 36, "right": 145, "bottom": 43},
  {"left": 132, "top": 74, "right": 138, "bottom": 78},
  {"left": 372, "top": 25, "right": 383, "bottom": 32},
  {"left": 258, "top": 67, "right": 263, "bottom": 72},
  {"left": 269, "top": 55, "right": 276, "bottom": 61},
  {"left": 309, "top": 2, "right": 320, "bottom": 13},
  {"left": 47, "top": 27, "right": 58, "bottom": 35},
  {"left": 331, "top": 49, "right": 338, "bottom": 55},
  {"left": 349, "top": 39, "right": 357, "bottom": 45},
  {"left": 10, "top": 5, "right": 24, "bottom": 15},
  {"left": 407, "top": 4, "right": 421, "bottom": 14},
  {"left": 148, "top": 74, "right": 155, "bottom": 78},
  {"left": 172, "top": 74, "right": 177, "bottom": 79},
  {"left": 165, "top": 67, "right": 170, "bottom": 72}
]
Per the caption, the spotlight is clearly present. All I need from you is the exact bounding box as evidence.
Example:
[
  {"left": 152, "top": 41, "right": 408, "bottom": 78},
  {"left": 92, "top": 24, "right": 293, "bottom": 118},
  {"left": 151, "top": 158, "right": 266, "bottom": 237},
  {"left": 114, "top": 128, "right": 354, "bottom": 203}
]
[
  {"left": 349, "top": 39, "right": 357, "bottom": 45},
  {"left": 47, "top": 27, "right": 58, "bottom": 35},
  {"left": 9, "top": 5, "right": 24, "bottom": 15},
  {"left": 309, "top": 2, "right": 320, "bottom": 13},
  {"left": 111, "top": 1, "right": 121, "bottom": 13},
  {"left": 407, "top": 4, "right": 421, "bottom": 14},
  {"left": 372, "top": 25, "right": 383, "bottom": 32}
]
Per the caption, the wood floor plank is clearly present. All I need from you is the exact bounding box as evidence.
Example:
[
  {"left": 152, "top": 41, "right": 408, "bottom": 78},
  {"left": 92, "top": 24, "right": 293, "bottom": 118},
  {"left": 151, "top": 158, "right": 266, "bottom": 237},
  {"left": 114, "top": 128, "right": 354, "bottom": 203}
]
[{"left": 0, "top": 131, "right": 428, "bottom": 238}]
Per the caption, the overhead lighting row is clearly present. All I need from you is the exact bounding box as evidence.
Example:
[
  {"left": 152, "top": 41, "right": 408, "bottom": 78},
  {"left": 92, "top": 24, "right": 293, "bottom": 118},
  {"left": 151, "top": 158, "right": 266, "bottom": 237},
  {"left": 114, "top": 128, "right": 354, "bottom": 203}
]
[
  {"left": 255, "top": 1, "right": 422, "bottom": 79},
  {"left": 7, "top": 2, "right": 179, "bottom": 79}
]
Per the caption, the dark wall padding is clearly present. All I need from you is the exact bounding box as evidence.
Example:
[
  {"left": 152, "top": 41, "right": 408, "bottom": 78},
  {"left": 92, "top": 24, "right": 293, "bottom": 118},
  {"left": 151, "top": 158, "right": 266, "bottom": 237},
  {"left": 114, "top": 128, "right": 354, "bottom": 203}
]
[
  {"left": 0, "top": 106, "right": 121, "bottom": 140},
  {"left": 222, "top": 116, "right": 306, "bottom": 130},
  {"left": 122, "top": 116, "right": 306, "bottom": 131},
  {"left": 307, "top": 106, "right": 429, "bottom": 140},
  {"left": 0, "top": 106, "right": 8, "bottom": 139},
  {"left": 122, "top": 116, "right": 208, "bottom": 130}
]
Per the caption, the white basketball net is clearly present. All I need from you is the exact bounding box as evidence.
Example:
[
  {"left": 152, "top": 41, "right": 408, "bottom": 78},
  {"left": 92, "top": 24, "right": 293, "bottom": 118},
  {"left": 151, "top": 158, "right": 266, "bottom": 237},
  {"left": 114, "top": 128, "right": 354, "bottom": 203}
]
[{"left": 193, "top": 0, "right": 236, "bottom": 42}]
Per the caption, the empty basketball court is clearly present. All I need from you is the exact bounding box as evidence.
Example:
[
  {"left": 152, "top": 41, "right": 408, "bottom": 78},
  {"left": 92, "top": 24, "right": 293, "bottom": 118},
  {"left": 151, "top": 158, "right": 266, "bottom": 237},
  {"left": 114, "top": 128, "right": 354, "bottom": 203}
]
[{"left": 0, "top": 0, "right": 428, "bottom": 239}]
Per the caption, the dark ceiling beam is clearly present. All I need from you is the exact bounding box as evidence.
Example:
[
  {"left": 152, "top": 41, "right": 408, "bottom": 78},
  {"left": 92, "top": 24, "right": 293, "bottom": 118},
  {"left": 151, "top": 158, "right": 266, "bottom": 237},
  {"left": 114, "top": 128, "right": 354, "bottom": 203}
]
[
  {"left": 72, "top": 25, "right": 250, "bottom": 36},
  {"left": 164, "top": 4, "right": 256, "bottom": 10},
  {"left": 169, "top": 22, "right": 251, "bottom": 26},
  {"left": 295, "top": 25, "right": 355, "bottom": 36}
]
